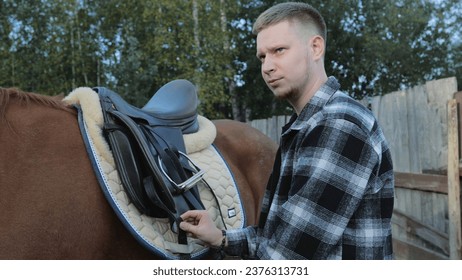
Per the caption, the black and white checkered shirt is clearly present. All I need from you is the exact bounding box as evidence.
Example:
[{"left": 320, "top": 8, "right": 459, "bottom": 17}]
[{"left": 226, "top": 76, "right": 394, "bottom": 259}]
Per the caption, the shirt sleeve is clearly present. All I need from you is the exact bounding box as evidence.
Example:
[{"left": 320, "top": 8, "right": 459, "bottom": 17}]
[{"left": 224, "top": 225, "right": 257, "bottom": 258}]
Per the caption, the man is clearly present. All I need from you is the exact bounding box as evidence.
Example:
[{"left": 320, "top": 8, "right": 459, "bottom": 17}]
[{"left": 180, "top": 2, "right": 394, "bottom": 260}]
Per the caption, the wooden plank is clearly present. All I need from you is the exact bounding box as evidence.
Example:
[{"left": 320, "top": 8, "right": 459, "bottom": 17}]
[
  {"left": 411, "top": 187, "right": 423, "bottom": 221},
  {"left": 392, "top": 188, "right": 407, "bottom": 243},
  {"left": 393, "top": 188, "right": 444, "bottom": 249},
  {"left": 393, "top": 188, "right": 406, "bottom": 216},
  {"left": 393, "top": 238, "right": 448, "bottom": 260},
  {"left": 421, "top": 190, "right": 434, "bottom": 229},
  {"left": 394, "top": 172, "right": 448, "bottom": 194},
  {"left": 250, "top": 119, "right": 266, "bottom": 137},
  {"left": 392, "top": 209, "right": 449, "bottom": 255},
  {"left": 392, "top": 91, "right": 411, "bottom": 172},
  {"left": 432, "top": 192, "right": 449, "bottom": 234},
  {"left": 447, "top": 99, "right": 462, "bottom": 259},
  {"left": 375, "top": 91, "right": 411, "bottom": 172},
  {"left": 406, "top": 85, "right": 423, "bottom": 173},
  {"left": 276, "top": 115, "right": 287, "bottom": 144},
  {"left": 421, "top": 78, "right": 458, "bottom": 172},
  {"left": 250, "top": 115, "right": 292, "bottom": 144},
  {"left": 453, "top": 91, "right": 462, "bottom": 159},
  {"left": 269, "top": 116, "right": 278, "bottom": 144}
]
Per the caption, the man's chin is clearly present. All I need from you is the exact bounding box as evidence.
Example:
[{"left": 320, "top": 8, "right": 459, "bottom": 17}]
[
  {"left": 274, "top": 94, "right": 287, "bottom": 101},
  {"left": 272, "top": 89, "right": 290, "bottom": 100}
]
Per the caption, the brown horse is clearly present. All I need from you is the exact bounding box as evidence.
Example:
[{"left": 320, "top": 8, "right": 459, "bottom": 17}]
[{"left": 0, "top": 87, "right": 277, "bottom": 259}]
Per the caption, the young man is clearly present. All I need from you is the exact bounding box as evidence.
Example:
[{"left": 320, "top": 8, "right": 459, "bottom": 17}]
[{"left": 180, "top": 2, "right": 394, "bottom": 260}]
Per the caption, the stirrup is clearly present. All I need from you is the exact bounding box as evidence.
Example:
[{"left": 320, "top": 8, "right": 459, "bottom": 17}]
[{"left": 158, "top": 151, "right": 205, "bottom": 193}]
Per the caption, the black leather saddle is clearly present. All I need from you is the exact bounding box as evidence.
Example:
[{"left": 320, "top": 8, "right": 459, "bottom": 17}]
[
  {"left": 99, "top": 79, "right": 199, "bottom": 133},
  {"left": 94, "top": 79, "right": 206, "bottom": 245}
]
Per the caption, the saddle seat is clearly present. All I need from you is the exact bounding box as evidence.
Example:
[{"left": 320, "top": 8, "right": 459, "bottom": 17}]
[{"left": 94, "top": 79, "right": 199, "bottom": 134}]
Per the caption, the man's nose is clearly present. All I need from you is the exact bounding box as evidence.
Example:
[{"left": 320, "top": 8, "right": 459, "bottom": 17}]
[{"left": 262, "top": 57, "right": 275, "bottom": 75}]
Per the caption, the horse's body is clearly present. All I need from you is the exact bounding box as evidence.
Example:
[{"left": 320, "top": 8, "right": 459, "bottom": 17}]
[{"left": 0, "top": 88, "right": 277, "bottom": 259}]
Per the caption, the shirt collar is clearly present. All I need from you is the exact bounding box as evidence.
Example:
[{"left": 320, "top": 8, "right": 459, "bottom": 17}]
[{"left": 282, "top": 76, "right": 340, "bottom": 135}]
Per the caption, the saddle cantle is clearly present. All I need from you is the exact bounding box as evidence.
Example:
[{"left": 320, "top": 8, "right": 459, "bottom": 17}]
[{"left": 94, "top": 80, "right": 207, "bottom": 245}]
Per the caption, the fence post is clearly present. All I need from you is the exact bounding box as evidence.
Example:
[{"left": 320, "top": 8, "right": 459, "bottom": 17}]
[{"left": 447, "top": 98, "right": 461, "bottom": 259}]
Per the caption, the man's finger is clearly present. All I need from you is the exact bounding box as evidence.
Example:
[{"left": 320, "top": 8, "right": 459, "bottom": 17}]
[
  {"left": 180, "top": 210, "right": 202, "bottom": 220},
  {"left": 179, "top": 220, "right": 195, "bottom": 233}
]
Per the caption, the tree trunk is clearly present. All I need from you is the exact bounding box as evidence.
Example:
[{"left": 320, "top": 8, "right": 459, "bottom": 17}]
[
  {"left": 192, "top": 0, "right": 201, "bottom": 90},
  {"left": 71, "top": 26, "right": 76, "bottom": 89},
  {"left": 75, "top": 2, "right": 88, "bottom": 85},
  {"left": 220, "top": 0, "right": 242, "bottom": 121}
]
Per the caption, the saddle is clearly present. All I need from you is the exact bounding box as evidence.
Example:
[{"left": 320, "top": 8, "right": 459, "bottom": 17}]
[{"left": 94, "top": 80, "right": 206, "bottom": 244}]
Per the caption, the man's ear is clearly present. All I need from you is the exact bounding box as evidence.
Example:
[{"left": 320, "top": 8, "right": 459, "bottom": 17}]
[{"left": 311, "top": 35, "right": 325, "bottom": 60}]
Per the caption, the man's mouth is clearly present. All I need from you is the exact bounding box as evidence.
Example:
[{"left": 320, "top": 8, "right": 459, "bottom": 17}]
[{"left": 267, "top": 78, "right": 282, "bottom": 86}]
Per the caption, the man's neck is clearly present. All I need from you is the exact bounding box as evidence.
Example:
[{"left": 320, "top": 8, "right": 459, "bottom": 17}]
[{"left": 292, "top": 73, "right": 328, "bottom": 115}]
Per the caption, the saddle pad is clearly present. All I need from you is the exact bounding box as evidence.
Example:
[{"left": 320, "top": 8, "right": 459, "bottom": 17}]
[{"left": 64, "top": 87, "right": 245, "bottom": 259}]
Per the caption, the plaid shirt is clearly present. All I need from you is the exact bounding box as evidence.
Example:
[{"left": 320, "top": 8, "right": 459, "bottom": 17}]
[{"left": 226, "top": 77, "right": 394, "bottom": 259}]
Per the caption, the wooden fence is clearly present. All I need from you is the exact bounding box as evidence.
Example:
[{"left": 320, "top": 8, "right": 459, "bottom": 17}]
[{"left": 249, "top": 77, "right": 461, "bottom": 259}]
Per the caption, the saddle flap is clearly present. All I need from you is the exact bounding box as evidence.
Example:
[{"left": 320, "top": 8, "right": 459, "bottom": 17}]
[
  {"left": 106, "top": 109, "right": 177, "bottom": 214},
  {"left": 104, "top": 123, "right": 149, "bottom": 213}
]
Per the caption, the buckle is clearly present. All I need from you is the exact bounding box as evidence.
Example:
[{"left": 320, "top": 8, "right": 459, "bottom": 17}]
[{"left": 158, "top": 151, "right": 205, "bottom": 192}]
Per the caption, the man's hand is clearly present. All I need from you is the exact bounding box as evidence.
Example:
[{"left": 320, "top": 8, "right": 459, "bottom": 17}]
[{"left": 180, "top": 210, "right": 223, "bottom": 247}]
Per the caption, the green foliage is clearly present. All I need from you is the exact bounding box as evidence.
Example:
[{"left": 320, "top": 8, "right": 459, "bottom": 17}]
[
  {"left": 0, "top": 0, "right": 460, "bottom": 119},
  {"left": 0, "top": 0, "right": 102, "bottom": 94},
  {"left": 316, "top": 0, "right": 461, "bottom": 99}
]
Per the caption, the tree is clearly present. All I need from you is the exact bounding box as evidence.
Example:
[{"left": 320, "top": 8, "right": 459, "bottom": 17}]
[
  {"left": 319, "top": 0, "right": 460, "bottom": 99},
  {"left": 92, "top": 0, "right": 238, "bottom": 119},
  {"left": 0, "top": 0, "right": 14, "bottom": 86},
  {"left": 1, "top": 0, "right": 460, "bottom": 120},
  {"left": 0, "top": 0, "right": 102, "bottom": 95}
]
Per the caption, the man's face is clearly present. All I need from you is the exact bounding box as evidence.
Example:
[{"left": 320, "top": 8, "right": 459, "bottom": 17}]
[{"left": 256, "top": 20, "right": 313, "bottom": 102}]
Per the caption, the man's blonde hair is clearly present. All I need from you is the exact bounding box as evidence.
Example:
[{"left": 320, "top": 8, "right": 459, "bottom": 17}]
[{"left": 252, "top": 2, "right": 327, "bottom": 43}]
